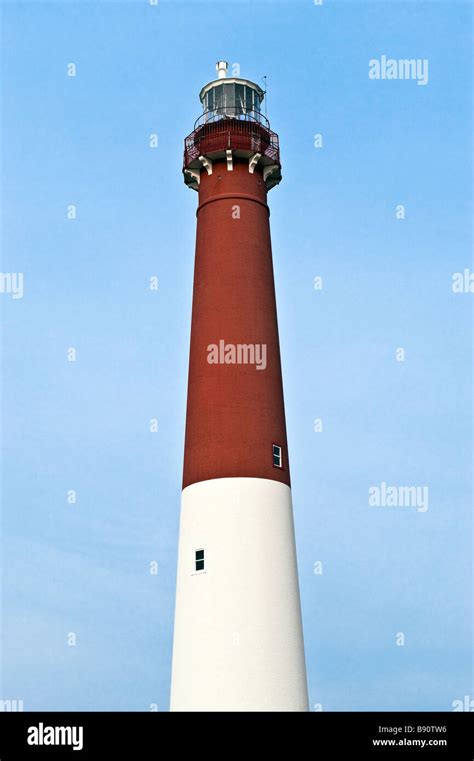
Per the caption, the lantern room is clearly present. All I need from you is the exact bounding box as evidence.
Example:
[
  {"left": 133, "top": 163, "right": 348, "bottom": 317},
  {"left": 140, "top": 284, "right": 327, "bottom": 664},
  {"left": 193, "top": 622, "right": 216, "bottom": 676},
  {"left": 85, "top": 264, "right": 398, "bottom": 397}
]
[
  {"left": 199, "top": 61, "right": 265, "bottom": 124},
  {"left": 183, "top": 61, "right": 282, "bottom": 192}
]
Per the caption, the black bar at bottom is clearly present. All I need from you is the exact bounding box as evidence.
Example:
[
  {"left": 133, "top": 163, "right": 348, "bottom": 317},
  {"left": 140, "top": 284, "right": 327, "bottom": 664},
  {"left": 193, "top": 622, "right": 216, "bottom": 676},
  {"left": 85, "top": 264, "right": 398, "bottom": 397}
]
[{"left": 0, "top": 711, "right": 472, "bottom": 758}]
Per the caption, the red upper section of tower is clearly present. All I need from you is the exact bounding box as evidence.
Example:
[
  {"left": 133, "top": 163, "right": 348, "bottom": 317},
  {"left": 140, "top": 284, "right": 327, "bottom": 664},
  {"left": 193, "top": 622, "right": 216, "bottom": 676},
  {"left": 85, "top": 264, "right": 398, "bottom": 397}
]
[{"left": 182, "top": 161, "right": 290, "bottom": 490}]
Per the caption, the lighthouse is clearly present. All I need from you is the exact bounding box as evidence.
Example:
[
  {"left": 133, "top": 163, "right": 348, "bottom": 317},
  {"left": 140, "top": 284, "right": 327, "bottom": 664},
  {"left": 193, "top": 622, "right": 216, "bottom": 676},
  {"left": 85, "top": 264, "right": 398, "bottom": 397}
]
[{"left": 170, "top": 62, "right": 309, "bottom": 711}]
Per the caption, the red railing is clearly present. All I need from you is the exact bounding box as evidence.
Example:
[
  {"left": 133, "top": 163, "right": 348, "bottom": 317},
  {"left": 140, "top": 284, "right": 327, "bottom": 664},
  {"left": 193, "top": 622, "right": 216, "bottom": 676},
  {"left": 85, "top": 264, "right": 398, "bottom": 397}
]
[{"left": 184, "top": 118, "right": 280, "bottom": 169}]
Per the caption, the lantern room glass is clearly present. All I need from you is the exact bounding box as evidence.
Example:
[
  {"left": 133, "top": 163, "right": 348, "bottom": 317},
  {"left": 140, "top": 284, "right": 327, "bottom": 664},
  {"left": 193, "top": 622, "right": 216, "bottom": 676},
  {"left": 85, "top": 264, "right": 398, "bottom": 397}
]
[{"left": 202, "top": 82, "right": 261, "bottom": 122}]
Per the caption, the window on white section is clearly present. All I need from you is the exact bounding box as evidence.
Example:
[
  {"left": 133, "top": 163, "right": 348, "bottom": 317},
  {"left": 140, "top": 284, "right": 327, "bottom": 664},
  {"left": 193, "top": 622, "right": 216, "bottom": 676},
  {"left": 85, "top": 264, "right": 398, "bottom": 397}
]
[
  {"left": 195, "top": 549, "right": 205, "bottom": 572},
  {"left": 273, "top": 444, "right": 283, "bottom": 469}
]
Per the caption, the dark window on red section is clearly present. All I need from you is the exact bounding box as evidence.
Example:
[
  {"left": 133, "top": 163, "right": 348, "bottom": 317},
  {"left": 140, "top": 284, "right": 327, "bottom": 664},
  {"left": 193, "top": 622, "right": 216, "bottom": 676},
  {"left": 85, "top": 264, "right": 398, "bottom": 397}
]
[{"left": 273, "top": 444, "right": 283, "bottom": 469}]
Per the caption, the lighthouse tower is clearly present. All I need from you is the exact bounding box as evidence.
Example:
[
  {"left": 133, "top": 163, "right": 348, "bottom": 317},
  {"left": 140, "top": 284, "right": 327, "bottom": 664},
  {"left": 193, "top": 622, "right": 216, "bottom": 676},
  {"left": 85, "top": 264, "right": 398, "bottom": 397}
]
[{"left": 170, "top": 62, "right": 308, "bottom": 712}]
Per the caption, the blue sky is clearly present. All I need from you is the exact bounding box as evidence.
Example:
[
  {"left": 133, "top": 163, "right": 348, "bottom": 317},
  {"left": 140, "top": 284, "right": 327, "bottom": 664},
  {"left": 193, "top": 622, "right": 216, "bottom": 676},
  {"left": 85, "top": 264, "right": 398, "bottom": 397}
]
[{"left": 1, "top": 0, "right": 472, "bottom": 711}]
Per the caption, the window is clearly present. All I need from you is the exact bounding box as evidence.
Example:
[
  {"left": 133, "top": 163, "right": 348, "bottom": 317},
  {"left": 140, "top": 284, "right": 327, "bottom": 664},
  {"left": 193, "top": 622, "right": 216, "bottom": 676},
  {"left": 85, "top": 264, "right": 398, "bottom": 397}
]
[
  {"left": 195, "top": 549, "right": 205, "bottom": 572},
  {"left": 206, "top": 88, "right": 214, "bottom": 113},
  {"left": 273, "top": 444, "right": 283, "bottom": 469},
  {"left": 245, "top": 85, "right": 253, "bottom": 112},
  {"left": 223, "top": 83, "right": 236, "bottom": 111},
  {"left": 213, "top": 84, "right": 224, "bottom": 112},
  {"left": 235, "top": 84, "right": 245, "bottom": 114}
]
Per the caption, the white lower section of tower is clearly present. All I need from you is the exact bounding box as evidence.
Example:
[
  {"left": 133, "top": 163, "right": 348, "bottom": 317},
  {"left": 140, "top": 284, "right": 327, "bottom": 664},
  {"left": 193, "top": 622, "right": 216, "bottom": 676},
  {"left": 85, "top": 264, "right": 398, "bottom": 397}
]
[{"left": 170, "top": 477, "right": 309, "bottom": 711}]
